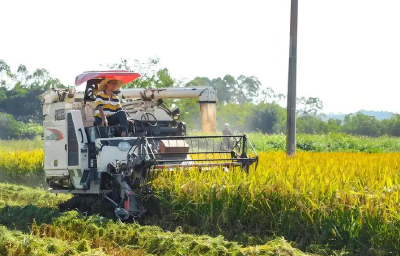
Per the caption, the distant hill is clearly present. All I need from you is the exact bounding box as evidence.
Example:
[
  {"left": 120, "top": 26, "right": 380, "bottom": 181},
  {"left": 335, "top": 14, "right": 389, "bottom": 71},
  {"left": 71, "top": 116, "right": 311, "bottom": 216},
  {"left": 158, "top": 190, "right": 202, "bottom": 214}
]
[{"left": 322, "top": 110, "right": 395, "bottom": 121}]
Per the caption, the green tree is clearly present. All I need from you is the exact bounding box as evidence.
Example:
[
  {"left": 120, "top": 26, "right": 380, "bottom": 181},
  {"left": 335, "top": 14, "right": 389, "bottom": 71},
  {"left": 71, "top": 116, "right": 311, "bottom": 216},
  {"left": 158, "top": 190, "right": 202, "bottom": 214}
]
[
  {"left": 16, "top": 64, "right": 29, "bottom": 85},
  {"left": 251, "top": 103, "right": 286, "bottom": 133},
  {"left": 0, "top": 112, "right": 42, "bottom": 139},
  {"left": 259, "top": 87, "right": 286, "bottom": 104},
  {"left": 211, "top": 77, "right": 233, "bottom": 104},
  {"left": 327, "top": 118, "right": 342, "bottom": 133},
  {"left": 217, "top": 103, "right": 255, "bottom": 131},
  {"left": 297, "top": 115, "right": 328, "bottom": 134},
  {"left": 175, "top": 98, "right": 200, "bottom": 130},
  {"left": 297, "top": 97, "right": 323, "bottom": 116},
  {"left": 186, "top": 75, "right": 262, "bottom": 105},
  {"left": 0, "top": 62, "right": 66, "bottom": 123},
  {"left": 0, "top": 112, "right": 19, "bottom": 139},
  {"left": 342, "top": 112, "right": 382, "bottom": 137},
  {"left": 31, "top": 68, "right": 50, "bottom": 87},
  {"left": 0, "top": 60, "right": 13, "bottom": 88},
  {"left": 235, "top": 75, "right": 261, "bottom": 104},
  {"left": 106, "top": 58, "right": 176, "bottom": 89},
  {"left": 382, "top": 114, "right": 400, "bottom": 136}
]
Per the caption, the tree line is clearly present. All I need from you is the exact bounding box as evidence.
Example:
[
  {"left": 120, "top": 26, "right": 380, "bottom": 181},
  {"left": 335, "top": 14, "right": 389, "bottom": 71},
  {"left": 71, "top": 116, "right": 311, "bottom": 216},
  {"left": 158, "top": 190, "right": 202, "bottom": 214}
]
[
  {"left": 0, "top": 60, "right": 66, "bottom": 139},
  {"left": 0, "top": 58, "right": 399, "bottom": 139}
]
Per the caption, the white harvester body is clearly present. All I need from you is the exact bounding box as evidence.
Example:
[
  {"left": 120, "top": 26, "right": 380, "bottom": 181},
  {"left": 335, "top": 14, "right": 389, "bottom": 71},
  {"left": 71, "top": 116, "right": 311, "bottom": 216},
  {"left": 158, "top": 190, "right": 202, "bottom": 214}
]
[{"left": 40, "top": 71, "right": 258, "bottom": 219}]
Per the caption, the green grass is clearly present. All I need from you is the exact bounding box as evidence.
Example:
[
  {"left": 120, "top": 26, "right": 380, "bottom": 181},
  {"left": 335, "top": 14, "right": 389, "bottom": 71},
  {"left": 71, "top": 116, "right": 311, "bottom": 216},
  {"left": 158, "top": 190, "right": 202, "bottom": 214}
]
[
  {"left": 187, "top": 132, "right": 400, "bottom": 153},
  {"left": 0, "top": 225, "right": 114, "bottom": 256},
  {"left": 0, "top": 184, "right": 311, "bottom": 256},
  {"left": 0, "top": 183, "right": 70, "bottom": 209},
  {"left": 247, "top": 133, "right": 400, "bottom": 153},
  {"left": 0, "top": 138, "right": 42, "bottom": 152},
  {"left": 4, "top": 133, "right": 400, "bottom": 153}
]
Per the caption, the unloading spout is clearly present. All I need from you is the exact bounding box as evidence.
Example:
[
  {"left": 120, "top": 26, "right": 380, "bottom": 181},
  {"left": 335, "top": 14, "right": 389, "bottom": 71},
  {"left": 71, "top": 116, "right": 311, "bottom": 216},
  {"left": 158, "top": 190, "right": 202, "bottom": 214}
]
[{"left": 200, "top": 103, "right": 216, "bottom": 133}]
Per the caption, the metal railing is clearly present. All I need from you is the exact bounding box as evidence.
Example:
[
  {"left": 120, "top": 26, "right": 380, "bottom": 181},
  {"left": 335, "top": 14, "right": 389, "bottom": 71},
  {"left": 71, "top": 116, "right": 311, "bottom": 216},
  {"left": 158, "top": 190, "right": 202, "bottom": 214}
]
[{"left": 138, "top": 135, "right": 258, "bottom": 171}]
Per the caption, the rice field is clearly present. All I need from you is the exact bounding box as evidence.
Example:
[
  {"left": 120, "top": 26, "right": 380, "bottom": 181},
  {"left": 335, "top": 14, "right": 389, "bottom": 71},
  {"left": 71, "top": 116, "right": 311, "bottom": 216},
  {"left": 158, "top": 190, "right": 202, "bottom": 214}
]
[
  {"left": 152, "top": 152, "right": 400, "bottom": 254},
  {"left": 0, "top": 184, "right": 309, "bottom": 256},
  {"left": 0, "top": 149, "right": 44, "bottom": 186},
  {"left": 1, "top": 135, "right": 400, "bottom": 255}
]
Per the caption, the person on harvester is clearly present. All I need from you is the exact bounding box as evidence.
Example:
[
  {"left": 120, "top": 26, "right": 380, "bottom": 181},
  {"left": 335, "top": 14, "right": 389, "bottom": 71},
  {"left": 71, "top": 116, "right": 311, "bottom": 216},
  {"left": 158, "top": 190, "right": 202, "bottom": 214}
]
[
  {"left": 222, "top": 123, "right": 234, "bottom": 150},
  {"left": 93, "top": 79, "right": 129, "bottom": 136}
]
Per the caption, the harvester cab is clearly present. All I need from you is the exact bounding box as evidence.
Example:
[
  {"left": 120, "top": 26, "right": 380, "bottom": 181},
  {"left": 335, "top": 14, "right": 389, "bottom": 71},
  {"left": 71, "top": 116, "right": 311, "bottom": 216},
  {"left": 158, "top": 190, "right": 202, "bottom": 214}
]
[{"left": 41, "top": 71, "right": 258, "bottom": 219}]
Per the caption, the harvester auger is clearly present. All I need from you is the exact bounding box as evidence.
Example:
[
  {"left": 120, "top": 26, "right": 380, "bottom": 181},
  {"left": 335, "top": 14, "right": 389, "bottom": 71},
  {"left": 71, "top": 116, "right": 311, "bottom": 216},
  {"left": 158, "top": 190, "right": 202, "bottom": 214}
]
[{"left": 41, "top": 71, "right": 258, "bottom": 220}]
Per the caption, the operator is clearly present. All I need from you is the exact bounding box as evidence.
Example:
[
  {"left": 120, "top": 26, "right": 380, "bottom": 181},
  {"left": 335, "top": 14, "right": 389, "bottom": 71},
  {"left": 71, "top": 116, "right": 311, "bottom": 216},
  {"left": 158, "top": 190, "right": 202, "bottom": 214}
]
[
  {"left": 222, "top": 123, "right": 233, "bottom": 150},
  {"left": 93, "top": 79, "right": 129, "bottom": 136}
]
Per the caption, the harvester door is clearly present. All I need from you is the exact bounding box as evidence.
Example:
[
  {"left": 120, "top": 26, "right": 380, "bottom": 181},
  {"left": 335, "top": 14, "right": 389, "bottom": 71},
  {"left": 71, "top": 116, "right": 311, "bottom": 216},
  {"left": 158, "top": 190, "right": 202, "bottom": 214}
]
[
  {"left": 44, "top": 102, "right": 68, "bottom": 176},
  {"left": 67, "top": 110, "right": 89, "bottom": 189}
]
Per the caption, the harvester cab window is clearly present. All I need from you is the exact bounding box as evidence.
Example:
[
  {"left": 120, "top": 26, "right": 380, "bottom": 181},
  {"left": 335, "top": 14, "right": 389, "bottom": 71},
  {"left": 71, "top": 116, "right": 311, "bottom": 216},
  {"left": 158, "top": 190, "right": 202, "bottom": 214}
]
[
  {"left": 82, "top": 79, "right": 103, "bottom": 127},
  {"left": 84, "top": 79, "right": 102, "bottom": 102}
]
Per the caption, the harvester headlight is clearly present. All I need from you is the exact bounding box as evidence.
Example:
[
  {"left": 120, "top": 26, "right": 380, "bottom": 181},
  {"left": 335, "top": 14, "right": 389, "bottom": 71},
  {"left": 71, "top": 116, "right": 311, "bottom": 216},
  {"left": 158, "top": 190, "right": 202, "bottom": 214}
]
[{"left": 118, "top": 142, "right": 130, "bottom": 151}]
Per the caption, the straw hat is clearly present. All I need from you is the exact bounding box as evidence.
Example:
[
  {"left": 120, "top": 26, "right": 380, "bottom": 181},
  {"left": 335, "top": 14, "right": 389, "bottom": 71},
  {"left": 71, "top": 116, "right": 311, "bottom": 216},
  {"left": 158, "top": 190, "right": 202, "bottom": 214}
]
[{"left": 98, "top": 78, "right": 126, "bottom": 91}]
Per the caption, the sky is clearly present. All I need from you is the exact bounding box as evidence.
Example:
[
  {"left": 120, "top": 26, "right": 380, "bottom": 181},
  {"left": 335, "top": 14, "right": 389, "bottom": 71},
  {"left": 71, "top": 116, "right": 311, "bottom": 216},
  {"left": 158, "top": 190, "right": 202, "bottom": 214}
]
[{"left": 0, "top": 0, "right": 399, "bottom": 114}]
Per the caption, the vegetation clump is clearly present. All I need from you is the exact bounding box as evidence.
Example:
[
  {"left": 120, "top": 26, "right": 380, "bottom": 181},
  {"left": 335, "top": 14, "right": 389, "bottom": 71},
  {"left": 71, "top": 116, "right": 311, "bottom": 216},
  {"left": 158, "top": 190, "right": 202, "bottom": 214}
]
[{"left": 0, "top": 191, "right": 310, "bottom": 255}]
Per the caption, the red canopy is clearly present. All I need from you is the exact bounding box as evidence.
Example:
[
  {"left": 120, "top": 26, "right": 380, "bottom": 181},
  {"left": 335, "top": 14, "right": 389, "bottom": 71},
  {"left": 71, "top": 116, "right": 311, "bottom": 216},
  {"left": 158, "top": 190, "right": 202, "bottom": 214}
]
[{"left": 75, "top": 70, "right": 141, "bottom": 86}]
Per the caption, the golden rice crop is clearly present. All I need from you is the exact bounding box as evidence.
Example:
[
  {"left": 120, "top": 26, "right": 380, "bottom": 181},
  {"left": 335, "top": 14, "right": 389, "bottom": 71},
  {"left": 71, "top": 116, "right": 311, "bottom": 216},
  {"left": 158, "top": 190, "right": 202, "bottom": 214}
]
[
  {"left": 155, "top": 152, "right": 400, "bottom": 216},
  {"left": 2, "top": 148, "right": 400, "bottom": 254},
  {"left": 0, "top": 150, "right": 44, "bottom": 186},
  {"left": 152, "top": 152, "right": 400, "bottom": 254},
  {"left": 0, "top": 150, "right": 43, "bottom": 176}
]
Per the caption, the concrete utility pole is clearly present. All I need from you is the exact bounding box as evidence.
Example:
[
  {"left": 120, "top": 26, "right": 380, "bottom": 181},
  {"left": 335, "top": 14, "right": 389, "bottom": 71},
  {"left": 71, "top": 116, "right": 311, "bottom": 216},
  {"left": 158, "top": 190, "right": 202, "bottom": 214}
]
[{"left": 286, "top": 0, "right": 298, "bottom": 156}]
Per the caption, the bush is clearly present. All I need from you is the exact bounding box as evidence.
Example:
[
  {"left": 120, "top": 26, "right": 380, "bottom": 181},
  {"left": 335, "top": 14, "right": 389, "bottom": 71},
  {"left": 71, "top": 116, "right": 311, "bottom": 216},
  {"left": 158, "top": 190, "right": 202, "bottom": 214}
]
[
  {"left": 297, "top": 115, "right": 328, "bottom": 134},
  {"left": 0, "top": 112, "right": 19, "bottom": 139},
  {"left": 0, "top": 112, "right": 42, "bottom": 140}
]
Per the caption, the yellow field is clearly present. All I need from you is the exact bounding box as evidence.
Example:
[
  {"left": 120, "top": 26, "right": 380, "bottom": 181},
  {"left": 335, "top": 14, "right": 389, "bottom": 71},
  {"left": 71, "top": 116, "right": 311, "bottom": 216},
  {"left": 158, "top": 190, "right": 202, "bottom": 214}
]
[
  {"left": 156, "top": 152, "right": 400, "bottom": 215},
  {"left": 0, "top": 150, "right": 43, "bottom": 174},
  {"left": 0, "top": 150, "right": 44, "bottom": 186},
  {"left": 1, "top": 150, "right": 400, "bottom": 254},
  {"left": 153, "top": 152, "right": 400, "bottom": 253}
]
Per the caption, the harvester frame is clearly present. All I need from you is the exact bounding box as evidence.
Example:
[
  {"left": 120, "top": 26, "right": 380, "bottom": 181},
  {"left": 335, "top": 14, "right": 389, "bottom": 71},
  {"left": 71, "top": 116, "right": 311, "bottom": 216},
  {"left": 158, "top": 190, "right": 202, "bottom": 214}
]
[{"left": 41, "top": 71, "right": 258, "bottom": 219}]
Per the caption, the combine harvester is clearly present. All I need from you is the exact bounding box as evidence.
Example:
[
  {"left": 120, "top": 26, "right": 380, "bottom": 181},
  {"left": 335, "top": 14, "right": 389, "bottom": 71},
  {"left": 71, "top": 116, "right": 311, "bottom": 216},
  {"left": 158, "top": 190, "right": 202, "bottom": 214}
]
[{"left": 41, "top": 71, "right": 258, "bottom": 219}]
